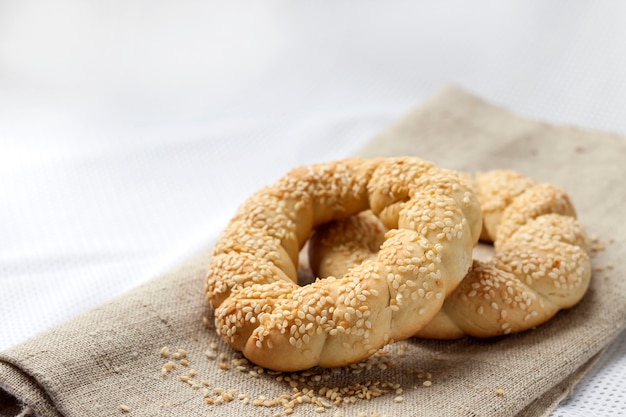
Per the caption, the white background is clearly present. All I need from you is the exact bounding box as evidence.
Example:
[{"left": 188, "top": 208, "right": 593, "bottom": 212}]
[{"left": 1, "top": 1, "right": 625, "bottom": 415}]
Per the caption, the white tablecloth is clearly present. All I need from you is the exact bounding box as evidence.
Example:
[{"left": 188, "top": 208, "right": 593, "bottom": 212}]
[{"left": 1, "top": 1, "right": 625, "bottom": 415}]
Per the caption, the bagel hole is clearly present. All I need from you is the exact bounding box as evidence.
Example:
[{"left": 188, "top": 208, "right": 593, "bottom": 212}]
[
  {"left": 297, "top": 240, "right": 317, "bottom": 286},
  {"left": 473, "top": 242, "right": 495, "bottom": 261}
]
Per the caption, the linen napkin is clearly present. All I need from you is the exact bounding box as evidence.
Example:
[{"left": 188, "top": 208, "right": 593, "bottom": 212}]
[{"left": 1, "top": 85, "right": 624, "bottom": 417}]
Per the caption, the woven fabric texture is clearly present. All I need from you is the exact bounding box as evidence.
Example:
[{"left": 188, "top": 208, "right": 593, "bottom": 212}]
[{"left": 0, "top": 86, "right": 624, "bottom": 417}]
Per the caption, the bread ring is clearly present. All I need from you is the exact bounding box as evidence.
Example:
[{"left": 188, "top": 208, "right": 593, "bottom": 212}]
[
  {"left": 310, "top": 170, "right": 591, "bottom": 339},
  {"left": 205, "top": 157, "right": 482, "bottom": 371}
]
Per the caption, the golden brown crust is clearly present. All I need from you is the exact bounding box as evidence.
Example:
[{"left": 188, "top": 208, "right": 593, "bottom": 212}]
[
  {"left": 475, "top": 170, "right": 536, "bottom": 241},
  {"left": 205, "top": 157, "right": 482, "bottom": 370},
  {"left": 310, "top": 170, "right": 591, "bottom": 340}
]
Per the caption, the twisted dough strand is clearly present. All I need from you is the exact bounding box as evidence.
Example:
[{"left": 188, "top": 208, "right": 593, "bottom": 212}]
[
  {"left": 310, "top": 170, "right": 591, "bottom": 339},
  {"left": 205, "top": 157, "right": 482, "bottom": 370}
]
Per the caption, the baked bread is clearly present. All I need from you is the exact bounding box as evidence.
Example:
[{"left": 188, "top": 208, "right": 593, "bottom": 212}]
[
  {"left": 310, "top": 170, "right": 591, "bottom": 339},
  {"left": 205, "top": 157, "right": 482, "bottom": 370}
]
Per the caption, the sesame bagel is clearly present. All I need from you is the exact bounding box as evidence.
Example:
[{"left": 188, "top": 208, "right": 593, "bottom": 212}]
[
  {"left": 310, "top": 170, "right": 591, "bottom": 339},
  {"left": 205, "top": 157, "right": 482, "bottom": 371}
]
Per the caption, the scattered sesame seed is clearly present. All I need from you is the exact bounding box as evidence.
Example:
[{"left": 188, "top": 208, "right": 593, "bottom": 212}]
[{"left": 170, "top": 164, "right": 590, "bottom": 415}]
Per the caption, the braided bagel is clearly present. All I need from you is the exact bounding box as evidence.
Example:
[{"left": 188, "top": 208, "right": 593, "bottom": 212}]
[
  {"left": 310, "top": 170, "right": 591, "bottom": 339},
  {"left": 205, "top": 157, "right": 482, "bottom": 371}
]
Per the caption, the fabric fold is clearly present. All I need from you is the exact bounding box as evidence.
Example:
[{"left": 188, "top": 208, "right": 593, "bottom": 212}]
[{"left": 0, "top": 361, "right": 59, "bottom": 417}]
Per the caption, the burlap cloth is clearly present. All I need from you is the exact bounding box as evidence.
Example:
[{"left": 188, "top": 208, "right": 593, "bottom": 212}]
[{"left": 1, "top": 85, "right": 624, "bottom": 417}]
